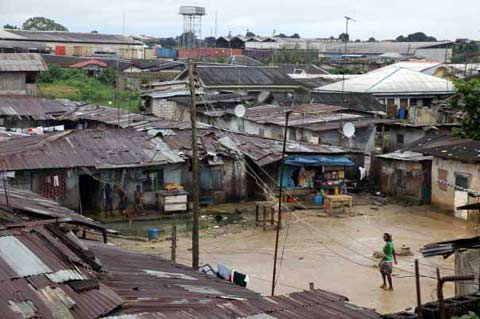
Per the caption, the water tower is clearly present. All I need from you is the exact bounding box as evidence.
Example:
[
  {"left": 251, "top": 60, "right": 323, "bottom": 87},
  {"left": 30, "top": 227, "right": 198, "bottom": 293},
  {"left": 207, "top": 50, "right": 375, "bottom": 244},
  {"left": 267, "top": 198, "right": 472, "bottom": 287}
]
[{"left": 179, "top": 6, "right": 206, "bottom": 48}]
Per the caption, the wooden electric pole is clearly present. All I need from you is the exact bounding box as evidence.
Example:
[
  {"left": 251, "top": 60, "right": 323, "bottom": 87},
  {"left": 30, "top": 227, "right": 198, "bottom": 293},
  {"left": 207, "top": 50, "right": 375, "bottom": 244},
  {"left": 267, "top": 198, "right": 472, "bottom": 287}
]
[
  {"left": 188, "top": 59, "right": 200, "bottom": 270},
  {"left": 271, "top": 109, "right": 292, "bottom": 296}
]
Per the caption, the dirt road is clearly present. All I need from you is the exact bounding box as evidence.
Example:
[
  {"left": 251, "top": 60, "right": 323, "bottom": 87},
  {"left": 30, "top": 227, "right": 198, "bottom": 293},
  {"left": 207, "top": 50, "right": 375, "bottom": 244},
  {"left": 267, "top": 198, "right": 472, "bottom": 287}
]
[{"left": 110, "top": 203, "right": 476, "bottom": 314}]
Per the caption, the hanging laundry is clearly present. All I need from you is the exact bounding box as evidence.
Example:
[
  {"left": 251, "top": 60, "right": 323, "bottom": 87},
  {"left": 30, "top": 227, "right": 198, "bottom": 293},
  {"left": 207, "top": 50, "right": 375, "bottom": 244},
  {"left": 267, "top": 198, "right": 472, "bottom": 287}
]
[{"left": 53, "top": 175, "right": 60, "bottom": 187}]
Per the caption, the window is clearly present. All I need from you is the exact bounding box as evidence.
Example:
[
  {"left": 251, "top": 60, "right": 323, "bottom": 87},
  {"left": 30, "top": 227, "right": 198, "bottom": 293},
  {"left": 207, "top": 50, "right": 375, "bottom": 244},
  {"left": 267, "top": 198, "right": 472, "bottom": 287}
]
[
  {"left": 397, "top": 134, "right": 404, "bottom": 145},
  {"left": 25, "top": 72, "right": 36, "bottom": 84},
  {"left": 400, "top": 98, "right": 408, "bottom": 108},
  {"left": 258, "top": 128, "right": 265, "bottom": 137},
  {"left": 438, "top": 169, "right": 448, "bottom": 191},
  {"left": 455, "top": 173, "right": 469, "bottom": 189},
  {"left": 410, "top": 98, "right": 418, "bottom": 106},
  {"left": 387, "top": 98, "right": 395, "bottom": 106}
]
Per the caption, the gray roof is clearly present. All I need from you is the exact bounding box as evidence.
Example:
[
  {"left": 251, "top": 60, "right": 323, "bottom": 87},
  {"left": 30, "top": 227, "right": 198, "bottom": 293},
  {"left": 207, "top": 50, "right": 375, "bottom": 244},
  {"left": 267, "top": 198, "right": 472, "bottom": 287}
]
[
  {"left": 0, "top": 95, "right": 73, "bottom": 119},
  {"left": 0, "top": 53, "right": 47, "bottom": 72},
  {"left": 322, "top": 41, "right": 453, "bottom": 55},
  {"left": 278, "top": 64, "right": 330, "bottom": 75},
  {"left": 310, "top": 92, "right": 386, "bottom": 113},
  {"left": 0, "top": 29, "right": 142, "bottom": 45},
  {"left": 0, "top": 186, "right": 106, "bottom": 230},
  {"left": 227, "top": 55, "right": 263, "bottom": 66},
  {"left": 316, "top": 67, "right": 455, "bottom": 95},
  {"left": 0, "top": 128, "right": 184, "bottom": 171},
  {"left": 183, "top": 66, "right": 301, "bottom": 89},
  {"left": 377, "top": 150, "right": 433, "bottom": 161},
  {"left": 66, "top": 103, "right": 208, "bottom": 130}
]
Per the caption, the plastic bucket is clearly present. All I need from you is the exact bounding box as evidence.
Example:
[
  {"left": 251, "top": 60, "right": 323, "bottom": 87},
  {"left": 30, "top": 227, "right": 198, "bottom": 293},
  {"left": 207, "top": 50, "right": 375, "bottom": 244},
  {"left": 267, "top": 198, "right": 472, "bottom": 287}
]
[
  {"left": 147, "top": 228, "right": 160, "bottom": 241},
  {"left": 313, "top": 195, "right": 323, "bottom": 205}
]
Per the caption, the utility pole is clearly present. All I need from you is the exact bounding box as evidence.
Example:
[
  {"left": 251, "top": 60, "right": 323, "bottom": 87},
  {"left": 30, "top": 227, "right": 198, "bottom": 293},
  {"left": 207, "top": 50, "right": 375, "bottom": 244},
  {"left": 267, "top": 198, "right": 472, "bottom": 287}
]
[
  {"left": 271, "top": 106, "right": 293, "bottom": 296},
  {"left": 341, "top": 16, "right": 356, "bottom": 93},
  {"left": 188, "top": 59, "right": 200, "bottom": 270}
]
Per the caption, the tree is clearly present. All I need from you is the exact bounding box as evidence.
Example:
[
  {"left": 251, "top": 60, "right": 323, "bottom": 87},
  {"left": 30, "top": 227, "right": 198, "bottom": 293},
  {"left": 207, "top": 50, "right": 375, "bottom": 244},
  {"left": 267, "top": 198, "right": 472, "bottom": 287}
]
[
  {"left": 451, "top": 78, "right": 480, "bottom": 140},
  {"left": 246, "top": 31, "right": 256, "bottom": 37},
  {"left": 355, "top": 39, "right": 361, "bottom": 42},
  {"left": 396, "top": 32, "right": 437, "bottom": 42},
  {"left": 339, "top": 33, "right": 349, "bottom": 42},
  {"left": 368, "top": 37, "right": 376, "bottom": 42},
  {"left": 22, "top": 17, "right": 68, "bottom": 31},
  {"left": 275, "top": 33, "right": 288, "bottom": 38},
  {"left": 91, "top": 30, "right": 98, "bottom": 34},
  {"left": 3, "top": 24, "right": 18, "bottom": 29},
  {"left": 290, "top": 33, "right": 300, "bottom": 38}
]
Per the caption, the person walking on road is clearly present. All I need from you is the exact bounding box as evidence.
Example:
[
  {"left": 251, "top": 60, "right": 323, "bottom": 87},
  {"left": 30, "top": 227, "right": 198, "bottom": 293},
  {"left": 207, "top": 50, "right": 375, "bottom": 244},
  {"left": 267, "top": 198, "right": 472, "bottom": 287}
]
[{"left": 379, "top": 232, "right": 397, "bottom": 290}]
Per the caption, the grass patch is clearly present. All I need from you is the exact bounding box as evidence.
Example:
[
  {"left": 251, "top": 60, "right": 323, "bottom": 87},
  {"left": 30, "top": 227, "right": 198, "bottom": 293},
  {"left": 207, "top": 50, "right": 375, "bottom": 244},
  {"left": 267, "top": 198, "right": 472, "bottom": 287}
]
[{"left": 38, "top": 65, "right": 141, "bottom": 112}]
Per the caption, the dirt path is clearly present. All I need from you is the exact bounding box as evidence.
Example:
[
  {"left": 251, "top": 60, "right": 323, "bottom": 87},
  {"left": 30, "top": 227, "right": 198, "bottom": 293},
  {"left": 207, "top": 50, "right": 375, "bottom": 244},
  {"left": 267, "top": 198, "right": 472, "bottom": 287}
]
[{"left": 109, "top": 204, "right": 476, "bottom": 314}]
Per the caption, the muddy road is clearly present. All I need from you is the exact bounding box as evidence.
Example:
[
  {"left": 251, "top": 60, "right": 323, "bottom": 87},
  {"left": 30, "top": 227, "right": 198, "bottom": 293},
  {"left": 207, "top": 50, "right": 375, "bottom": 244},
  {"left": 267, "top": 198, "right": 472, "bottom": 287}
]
[{"left": 109, "top": 203, "right": 475, "bottom": 314}]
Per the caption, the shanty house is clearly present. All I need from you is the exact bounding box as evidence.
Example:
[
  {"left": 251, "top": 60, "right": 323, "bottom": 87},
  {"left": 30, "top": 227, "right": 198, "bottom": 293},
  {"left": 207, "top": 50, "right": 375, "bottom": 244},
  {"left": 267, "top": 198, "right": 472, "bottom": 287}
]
[
  {"left": 421, "top": 138, "right": 480, "bottom": 220},
  {"left": 315, "top": 67, "right": 455, "bottom": 124},
  {"left": 0, "top": 128, "right": 184, "bottom": 213},
  {"left": 0, "top": 95, "right": 73, "bottom": 129},
  {"left": 176, "top": 65, "right": 302, "bottom": 95},
  {"left": 224, "top": 132, "right": 364, "bottom": 199},
  {"left": 375, "top": 151, "right": 432, "bottom": 204},
  {"left": 202, "top": 103, "right": 389, "bottom": 153},
  {"left": 161, "top": 129, "right": 248, "bottom": 204},
  {"left": 0, "top": 53, "right": 48, "bottom": 96}
]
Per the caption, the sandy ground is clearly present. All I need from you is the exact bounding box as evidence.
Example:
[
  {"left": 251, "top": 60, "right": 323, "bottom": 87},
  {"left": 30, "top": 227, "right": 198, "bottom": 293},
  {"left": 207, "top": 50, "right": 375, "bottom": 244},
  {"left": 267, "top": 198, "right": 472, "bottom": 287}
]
[{"left": 108, "top": 202, "right": 477, "bottom": 314}]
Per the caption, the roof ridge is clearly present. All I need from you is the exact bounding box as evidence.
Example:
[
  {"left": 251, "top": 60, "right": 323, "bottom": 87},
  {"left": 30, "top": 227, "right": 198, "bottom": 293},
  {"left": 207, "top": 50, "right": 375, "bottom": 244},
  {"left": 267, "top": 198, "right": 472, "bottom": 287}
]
[{"left": 365, "top": 67, "right": 402, "bottom": 92}]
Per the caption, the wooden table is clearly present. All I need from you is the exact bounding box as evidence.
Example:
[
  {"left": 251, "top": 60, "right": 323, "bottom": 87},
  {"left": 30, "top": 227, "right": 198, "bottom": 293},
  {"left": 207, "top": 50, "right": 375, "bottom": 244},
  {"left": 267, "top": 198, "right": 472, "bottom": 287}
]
[
  {"left": 324, "top": 195, "right": 353, "bottom": 216},
  {"left": 255, "top": 201, "right": 280, "bottom": 230}
]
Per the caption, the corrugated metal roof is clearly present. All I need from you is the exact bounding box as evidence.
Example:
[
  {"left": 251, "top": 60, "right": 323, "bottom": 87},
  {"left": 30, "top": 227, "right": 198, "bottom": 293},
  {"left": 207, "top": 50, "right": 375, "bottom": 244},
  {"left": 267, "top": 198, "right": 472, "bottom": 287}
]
[
  {"left": 0, "top": 186, "right": 106, "bottom": 230},
  {"left": 0, "top": 53, "right": 48, "bottom": 72},
  {"left": 66, "top": 104, "right": 208, "bottom": 130},
  {"left": 0, "top": 128, "right": 184, "bottom": 171},
  {"left": 0, "top": 236, "right": 52, "bottom": 277},
  {"left": 189, "top": 66, "right": 301, "bottom": 88},
  {"left": 0, "top": 223, "right": 123, "bottom": 319},
  {"left": 377, "top": 151, "right": 433, "bottom": 161},
  {"left": 321, "top": 41, "right": 452, "bottom": 55},
  {"left": 0, "top": 30, "right": 142, "bottom": 45},
  {"left": 45, "top": 269, "right": 86, "bottom": 283},
  {"left": 316, "top": 67, "right": 454, "bottom": 95},
  {"left": 90, "top": 242, "right": 380, "bottom": 319},
  {"left": 0, "top": 95, "right": 73, "bottom": 119}
]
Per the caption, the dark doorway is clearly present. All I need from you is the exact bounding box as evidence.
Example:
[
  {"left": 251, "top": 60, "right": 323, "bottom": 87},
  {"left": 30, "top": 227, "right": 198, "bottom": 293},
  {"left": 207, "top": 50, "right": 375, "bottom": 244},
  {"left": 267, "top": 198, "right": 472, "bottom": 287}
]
[
  {"left": 79, "top": 174, "right": 101, "bottom": 213},
  {"left": 421, "top": 161, "right": 432, "bottom": 204}
]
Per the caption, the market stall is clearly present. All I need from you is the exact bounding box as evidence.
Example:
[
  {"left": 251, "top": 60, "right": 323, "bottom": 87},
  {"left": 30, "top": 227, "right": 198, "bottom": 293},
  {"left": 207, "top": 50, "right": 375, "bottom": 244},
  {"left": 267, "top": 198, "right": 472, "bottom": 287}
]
[{"left": 279, "top": 155, "right": 355, "bottom": 204}]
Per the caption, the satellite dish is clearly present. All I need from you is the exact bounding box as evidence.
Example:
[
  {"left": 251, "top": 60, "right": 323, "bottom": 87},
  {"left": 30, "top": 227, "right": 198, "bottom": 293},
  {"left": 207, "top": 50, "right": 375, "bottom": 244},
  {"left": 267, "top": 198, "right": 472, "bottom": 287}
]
[
  {"left": 342, "top": 122, "right": 355, "bottom": 138},
  {"left": 234, "top": 104, "right": 246, "bottom": 118}
]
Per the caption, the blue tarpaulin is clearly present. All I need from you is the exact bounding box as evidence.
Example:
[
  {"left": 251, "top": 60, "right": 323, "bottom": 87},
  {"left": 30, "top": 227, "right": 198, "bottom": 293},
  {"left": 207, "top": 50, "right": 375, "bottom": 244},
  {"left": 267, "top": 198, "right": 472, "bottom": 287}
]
[{"left": 283, "top": 155, "right": 355, "bottom": 167}]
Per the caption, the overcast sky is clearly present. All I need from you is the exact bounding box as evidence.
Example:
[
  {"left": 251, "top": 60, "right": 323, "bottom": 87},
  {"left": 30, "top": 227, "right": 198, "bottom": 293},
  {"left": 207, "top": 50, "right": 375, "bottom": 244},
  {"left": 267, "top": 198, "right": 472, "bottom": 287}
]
[{"left": 0, "top": 0, "right": 479, "bottom": 40}]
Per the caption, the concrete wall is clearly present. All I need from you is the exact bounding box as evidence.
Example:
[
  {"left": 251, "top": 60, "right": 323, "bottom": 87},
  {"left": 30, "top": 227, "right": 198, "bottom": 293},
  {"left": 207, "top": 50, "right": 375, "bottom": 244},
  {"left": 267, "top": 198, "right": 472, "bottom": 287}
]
[
  {"left": 182, "top": 158, "right": 248, "bottom": 204},
  {"left": 379, "top": 159, "right": 426, "bottom": 203},
  {"left": 386, "top": 126, "right": 427, "bottom": 151},
  {"left": 151, "top": 99, "right": 190, "bottom": 120},
  {"left": 0, "top": 72, "right": 26, "bottom": 94},
  {"left": 431, "top": 157, "right": 480, "bottom": 215}
]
